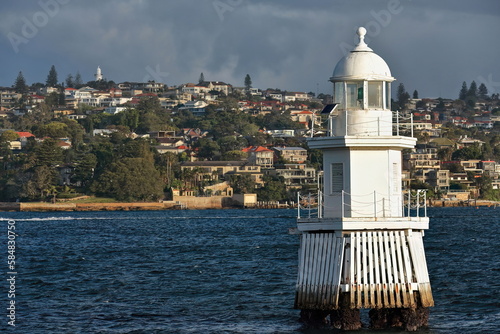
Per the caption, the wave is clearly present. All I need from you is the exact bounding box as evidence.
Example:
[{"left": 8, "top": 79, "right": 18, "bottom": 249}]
[
  {"left": 0, "top": 215, "right": 295, "bottom": 222},
  {"left": 0, "top": 216, "right": 115, "bottom": 222}
]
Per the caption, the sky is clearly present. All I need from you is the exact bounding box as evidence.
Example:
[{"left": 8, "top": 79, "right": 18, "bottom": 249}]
[{"left": 0, "top": 0, "right": 499, "bottom": 99}]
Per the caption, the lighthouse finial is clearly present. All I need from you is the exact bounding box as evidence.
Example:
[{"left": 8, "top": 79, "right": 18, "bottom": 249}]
[{"left": 354, "top": 27, "right": 372, "bottom": 51}]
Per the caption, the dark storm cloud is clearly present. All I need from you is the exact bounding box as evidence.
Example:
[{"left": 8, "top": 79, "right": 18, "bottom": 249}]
[{"left": 0, "top": 0, "right": 499, "bottom": 98}]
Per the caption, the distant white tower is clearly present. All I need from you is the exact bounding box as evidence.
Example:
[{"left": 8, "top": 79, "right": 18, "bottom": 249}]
[
  {"left": 95, "top": 66, "right": 103, "bottom": 81},
  {"left": 294, "top": 27, "right": 433, "bottom": 331}
]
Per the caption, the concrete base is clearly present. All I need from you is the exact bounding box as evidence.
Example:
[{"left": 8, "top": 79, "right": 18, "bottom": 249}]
[
  {"left": 369, "top": 307, "right": 429, "bottom": 331},
  {"left": 299, "top": 295, "right": 362, "bottom": 331}
]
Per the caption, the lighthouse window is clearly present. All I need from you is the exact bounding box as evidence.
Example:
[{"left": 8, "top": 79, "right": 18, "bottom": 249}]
[
  {"left": 368, "top": 82, "right": 383, "bottom": 108},
  {"left": 334, "top": 82, "right": 345, "bottom": 110},
  {"left": 385, "top": 82, "right": 391, "bottom": 110},
  {"left": 346, "top": 82, "right": 363, "bottom": 110},
  {"left": 331, "top": 163, "right": 344, "bottom": 193}
]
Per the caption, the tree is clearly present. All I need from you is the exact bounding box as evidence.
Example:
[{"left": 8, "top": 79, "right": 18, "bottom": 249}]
[
  {"left": 14, "top": 71, "right": 28, "bottom": 94},
  {"left": 257, "top": 175, "right": 288, "bottom": 201},
  {"left": 194, "top": 138, "right": 220, "bottom": 159},
  {"left": 65, "top": 74, "right": 74, "bottom": 88},
  {"left": 72, "top": 153, "right": 97, "bottom": 190},
  {"left": 91, "top": 157, "right": 164, "bottom": 201},
  {"left": 21, "top": 165, "right": 58, "bottom": 201},
  {"left": 467, "top": 80, "right": 477, "bottom": 98},
  {"left": 46, "top": 65, "right": 58, "bottom": 87},
  {"left": 397, "top": 83, "right": 410, "bottom": 109},
  {"left": 451, "top": 144, "right": 482, "bottom": 160},
  {"left": 478, "top": 83, "right": 488, "bottom": 100},
  {"left": 34, "top": 138, "right": 64, "bottom": 167},
  {"left": 226, "top": 174, "right": 255, "bottom": 193},
  {"left": 199, "top": 72, "right": 205, "bottom": 84},
  {"left": 74, "top": 71, "right": 83, "bottom": 88},
  {"left": 413, "top": 90, "right": 419, "bottom": 99},
  {"left": 34, "top": 122, "right": 68, "bottom": 138},
  {"left": 44, "top": 92, "right": 61, "bottom": 108},
  {"left": 244, "top": 74, "right": 252, "bottom": 92},
  {"left": 459, "top": 81, "right": 468, "bottom": 100},
  {"left": 0, "top": 130, "right": 19, "bottom": 142}
]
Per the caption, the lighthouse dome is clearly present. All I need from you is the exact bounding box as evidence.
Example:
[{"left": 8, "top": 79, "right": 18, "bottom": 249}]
[{"left": 331, "top": 27, "right": 394, "bottom": 82}]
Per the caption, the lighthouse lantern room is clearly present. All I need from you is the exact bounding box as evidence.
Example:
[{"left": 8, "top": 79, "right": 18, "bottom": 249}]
[{"left": 294, "top": 27, "right": 433, "bottom": 331}]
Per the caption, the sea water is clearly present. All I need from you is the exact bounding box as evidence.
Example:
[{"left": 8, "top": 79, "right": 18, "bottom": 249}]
[{"left": 0, "top": 207, "right": 498, "bottom": 333}]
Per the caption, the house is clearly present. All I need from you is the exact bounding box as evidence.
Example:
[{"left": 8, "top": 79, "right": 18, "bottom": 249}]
[
  {"left": 268, "top": 163, "right": 317, "bottom": 190},
  {"left": 104, "top": 106, "right": 128, "bottom": 114},
  {"left": 0, "top": 89, "right": 21, "bottom": 108},
  {"left": 290, "top": 110, "right": 315, "bottom": 128},
  {"left": 403, "top": 147, "right": 440, "bottom": 170},
  {"left": 12, "top": 131, "right": 35, "bottom": 149},
  {"left": 284, "top": 92, "right": 310, "bottom": 102},
  {"left": 37, "top": 86, "right": 59, "bottom": 95},
  {"left": 242, "top": 146, "right": 274, "bottom": 168},
  {"left": 178, "top": 100, "right": 208, "bottom": 114},
  {"left": 180, "top": 160, "right": 264, "bottom": 186},
  {"left": 273, "top": 146, "right": 308, "bottom": 163}
]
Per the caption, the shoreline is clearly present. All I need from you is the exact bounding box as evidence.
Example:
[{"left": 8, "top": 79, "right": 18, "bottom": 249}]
[{"left": 0, "top": 199, "right": 499, "bottom": 212}]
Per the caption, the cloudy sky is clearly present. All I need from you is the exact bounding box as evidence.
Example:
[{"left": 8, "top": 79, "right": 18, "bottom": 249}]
[{"left": 1, "top": 0, "right": 499, "bottom": 99}]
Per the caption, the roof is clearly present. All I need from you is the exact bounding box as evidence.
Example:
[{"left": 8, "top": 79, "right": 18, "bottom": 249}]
[
  {"left": 181, "top": 161, "right": 256, "bottom": 167},
  {"left": 331, "top": 27, "right": 394, "bottom": 82},
  {"left": 273, "top": 146, "right": 306, "bottom": 151},
  {"left": 16, "top": 132, "right": 35, "bottom": 138},
  {"left": 242, "top": 146, "right": 272, "bottom": 153}
]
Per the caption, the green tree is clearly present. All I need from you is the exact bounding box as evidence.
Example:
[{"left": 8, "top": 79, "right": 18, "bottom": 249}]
[
  {"left": 116, "top": 138, "right": 155, "bottom": 161},
  {"left": 478, "top": 83, "right": 488, "bottom": 100},
  {"left": 257, "top": 175, "right": 287, "bottom": 201},
  {"left": 46, "top": 65, "right": 58, "bottom": 87},
  {"left": 244, "top": 74, "right": 252, "bottom": 92},
  {"left": 194, "top": 138, "right": 220, "bottom": 159},
  {"left": 72, "top": 153, "right": 97, "bottom": 190},
  {"left": 217, "top": 136, "right": 246, "bottom": 154},
  {"left": 397, "top": 83, "right": 410, "bottom": 109},
  {"left": 14, "top": 71, "right": 28, "bottom": 94},
  {"left": 0, "top": 130, "right": 19, "bottom": 142},
  {"left": 44, "top": 91, "right": 61, "bottom": 108},
  {"left": 226, "top": 174, "right": 255, "bottom": 193},
  {"left": 413, "top": 90, "right": 419, "bottom": 99},
  {"left": 467, "top": 80, "right": 477, "bottom": 98},
  {"left": 21, "top": 165, "right": 58, "bottom": 201},
  {"left": 74, "top": 71, "right": 83, "bottom": 88},
  {"left": 91, "top": 157, "right": 164, "bottom": 201},
  {"left": 65, "top": 74, "right": 74, "bottom": 88},
  {"left": 155, "top": 152, "right": 180, "bottom": 189},
  {"left": 451, "top": 144, "right": 482, "bottom": 160},
  {"left": 221, "top": 150, "right": 247, "bottom": 161},
  {"left": 199, "top": 72, "right": 205, "bottom": 84},
  {"left": 34, "top": 138, "right": 64, "bottom": 166},
  {"left": 459, "top": 81, "right": 468, "bottom": 100},
  {"left": 34, "top": 122, "right": 68, "bottom": 138}
]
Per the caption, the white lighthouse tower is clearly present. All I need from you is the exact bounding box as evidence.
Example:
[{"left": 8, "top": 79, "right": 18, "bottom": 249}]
[
  {"left": 294, "top": 27, "right": 433, "bottom": 331},
  {"left": 95, "top": 66, "right": 103, "bottom": 81}
]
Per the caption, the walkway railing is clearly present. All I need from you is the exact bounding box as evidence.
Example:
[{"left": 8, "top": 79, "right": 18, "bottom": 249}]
[
  {"left": 297, "top": 189, "right": 427, "bottom": 219},
  {"left": 326, "top": 110, "right": 413, "bottom": 137}
]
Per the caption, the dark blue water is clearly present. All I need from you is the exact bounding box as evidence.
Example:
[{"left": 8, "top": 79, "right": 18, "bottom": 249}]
[{"left": 0, "top": 207, "right": 498, "bottom": 333}]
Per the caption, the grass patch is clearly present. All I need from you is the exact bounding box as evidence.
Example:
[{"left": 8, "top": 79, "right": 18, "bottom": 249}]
[{"left": 71, "top": 197, "right": 118, "bottom": 203}]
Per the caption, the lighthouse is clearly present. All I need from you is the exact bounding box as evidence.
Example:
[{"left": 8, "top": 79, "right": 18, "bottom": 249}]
[
  {"left": 95, "top": 66, "right": 103, "bottom": 81},
  {"left": 294, "top": 27, "right": 433, "bottom": 331}
]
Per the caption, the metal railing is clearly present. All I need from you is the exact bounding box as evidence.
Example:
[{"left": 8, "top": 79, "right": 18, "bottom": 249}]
[
  {"left": 297, "top": 189, "right": 427, "bottom": 219},
  {"left": 325, "top": 110, "right": 414, "bottom": 137}
]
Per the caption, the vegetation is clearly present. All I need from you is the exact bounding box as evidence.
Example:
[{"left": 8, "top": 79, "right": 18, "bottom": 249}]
[{"left": 1, "top": 71, "right": 499, "bottom": 204}]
